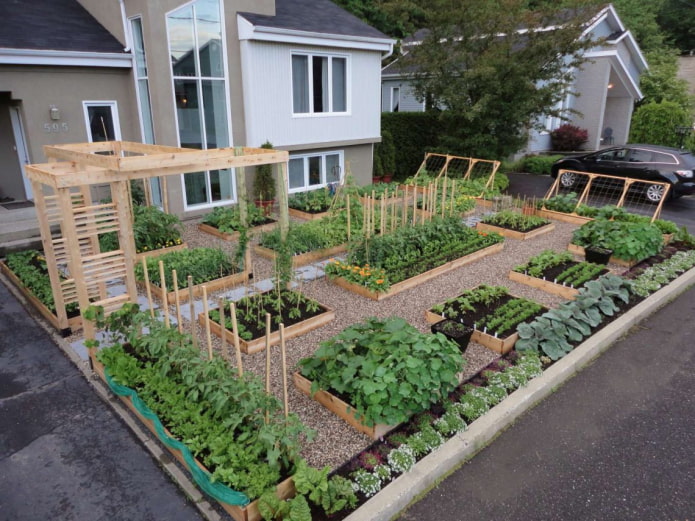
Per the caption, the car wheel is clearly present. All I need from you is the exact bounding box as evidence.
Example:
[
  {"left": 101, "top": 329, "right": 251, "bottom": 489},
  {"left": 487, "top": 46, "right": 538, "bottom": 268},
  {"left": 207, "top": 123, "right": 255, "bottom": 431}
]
[
  {"left": 644, "top": 183, "right": 667, "bottom": 203},
  {"left": 559, "top": 171, "right": 578, "bottom": 188}
]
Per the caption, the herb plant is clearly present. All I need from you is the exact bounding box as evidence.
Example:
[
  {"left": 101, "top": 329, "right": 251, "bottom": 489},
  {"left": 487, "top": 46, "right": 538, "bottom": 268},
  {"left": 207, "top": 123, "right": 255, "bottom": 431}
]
[
  {"left": 134, "top": 247, "right": 237, "bottom": 290},
  {"left": 481, "top": 210, "right": 550, "bottom": 232},
  {"left": 202, "top": 203, "right": 269, "bottom": 233}
]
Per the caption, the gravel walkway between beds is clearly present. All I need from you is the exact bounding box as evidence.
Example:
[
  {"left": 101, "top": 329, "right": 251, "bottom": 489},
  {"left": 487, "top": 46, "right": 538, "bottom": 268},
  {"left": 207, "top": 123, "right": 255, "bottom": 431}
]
[{"left": 144, "top": 210, "right": 621, "bottom": 469}]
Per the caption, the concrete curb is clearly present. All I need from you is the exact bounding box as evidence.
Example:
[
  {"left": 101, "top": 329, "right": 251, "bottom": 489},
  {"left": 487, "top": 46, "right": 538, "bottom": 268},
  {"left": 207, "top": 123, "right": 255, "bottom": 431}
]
[
  {"left": 0, "top": 272, "right": 223, "bottom": 521},
  {"left": 345, "top": 266, "right": 695, "bottom": 521}
]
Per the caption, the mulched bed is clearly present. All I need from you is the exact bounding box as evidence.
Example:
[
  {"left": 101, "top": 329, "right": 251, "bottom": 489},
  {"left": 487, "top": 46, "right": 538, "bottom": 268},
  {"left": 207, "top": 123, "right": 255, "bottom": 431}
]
[{"left": 524, "top": 260, "right": 609, "bottom": 287}]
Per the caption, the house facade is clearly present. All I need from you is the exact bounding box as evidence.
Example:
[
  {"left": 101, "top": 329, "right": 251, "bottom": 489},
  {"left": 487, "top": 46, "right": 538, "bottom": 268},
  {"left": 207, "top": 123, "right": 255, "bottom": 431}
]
[
  {"left": 381, "top": 4, "right": 647, "bottom": 154},
  {"left": 0, "top": 0, "right": 393, "bottom": 217}
]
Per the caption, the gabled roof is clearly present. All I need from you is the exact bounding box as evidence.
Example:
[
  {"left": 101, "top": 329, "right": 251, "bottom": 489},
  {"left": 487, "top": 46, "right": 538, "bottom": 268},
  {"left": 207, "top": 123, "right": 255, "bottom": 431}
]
[
  {"left": 238, "top": 0, "right": 393, "bottom": 52},
  {"left": 240, "top": 0, "right": 388, "bottom": 40},
  {"left": 0, "top": 0, "right": 124, "bottom": 54}
]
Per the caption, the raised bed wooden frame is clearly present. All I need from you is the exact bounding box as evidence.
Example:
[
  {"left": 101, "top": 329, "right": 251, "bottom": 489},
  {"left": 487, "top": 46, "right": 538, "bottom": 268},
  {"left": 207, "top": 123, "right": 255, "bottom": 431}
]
[
  {"left": 508, "top": 270, "right": 580, "bottom": 300},
  {"left": 134, "top": 242, "right": 188, "bottom": 262},
  {"left": 89, "top": 351, "right": 294, "bottom": 521},
  {"left": 253, "top": 243, "right": 349, "bottom": 268},
  {"left": 567, "top": 243, "right": 636, "bottom": 268},
  {"left": 139, "top": 270, "right": 250, "bottom": 304},
  {"left": 198, "top": 301, "right": 335, "bottom": 354},
  {"left": 293, "top": 372, "right": 397, "bottom": 440},
  {"left": 287, "top": 207, "right": 331, "bottom": 221},
  {"left": 476, "top": 221, "right": 555, "bottom": 241},
  {"left": 328, "top": 242, "right": 504, "bottom": 301}
]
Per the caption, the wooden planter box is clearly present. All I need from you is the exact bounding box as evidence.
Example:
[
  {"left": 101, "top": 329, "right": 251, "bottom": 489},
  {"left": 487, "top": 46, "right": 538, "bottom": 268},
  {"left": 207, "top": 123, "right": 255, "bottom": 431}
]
[
  {"left": 253, "top": 243, "right": 348, "bottom": 268},
  {"left": 198, "top": 221, "right": 277, "bottom": 242},
  {"left": 328, "top": 242, "right": 504, "bottom": 301},
  {"left": 0, "top": 260, "right": 82, "bottom": 334},
  {"left": 508, "top": 269, "right": 579, "bottom": 300},
  {"left": 567, "top": 243, "right": 635, "bottom": 268},
  {"left": 424, "top": 308, "right": 518, "bottom": 355},
  {"left": 89, "top": 352, "right": 294, "bottom": 521},
  {"left": 476, "top": 222, "right": 555, "bottom": 241},
  {"left": 292, "top": 372, "right": 397, "bottom": 440},
  {"left": 536, "top": 209, "right": 593, "bottom": 225},
  {"left": 287, "top": 207, "right": 330, "bottom": 221},
  {"left": 139, "top": 270, "right": 250, "bottom": 304},
  {"left": 198, "top": 303, "right": 335, "bottom": 354},
  {"left": 134, "top": 242, "right": 188, "bottom": 262}
]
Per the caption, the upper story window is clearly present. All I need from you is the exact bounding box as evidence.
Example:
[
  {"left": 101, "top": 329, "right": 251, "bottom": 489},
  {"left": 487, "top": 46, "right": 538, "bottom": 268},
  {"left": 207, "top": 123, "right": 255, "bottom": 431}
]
[{"left": 292, "top": 53, "right": 348, "bottom": 115}]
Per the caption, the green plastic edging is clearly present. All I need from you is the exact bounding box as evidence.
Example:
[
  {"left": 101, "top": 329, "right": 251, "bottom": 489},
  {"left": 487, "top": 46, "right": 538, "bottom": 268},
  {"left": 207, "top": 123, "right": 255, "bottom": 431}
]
[{"left": 103, "top": 368, "right": 250, "bottom": 507}]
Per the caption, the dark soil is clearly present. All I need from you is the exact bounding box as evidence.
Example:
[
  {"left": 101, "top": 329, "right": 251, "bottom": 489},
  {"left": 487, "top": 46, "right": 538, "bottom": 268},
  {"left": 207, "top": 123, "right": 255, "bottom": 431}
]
[
  {"left": 482, "top": 220, "right": 550, "bottom": 233},
  {"left": 621, "top": 241, "right": 693, "bottom": 279},
  {"left": 289, "top": 205, "right": 330, "bottom": 214},
  {"left": 521, "top": 261, "right": 608, "bottom": 288}
]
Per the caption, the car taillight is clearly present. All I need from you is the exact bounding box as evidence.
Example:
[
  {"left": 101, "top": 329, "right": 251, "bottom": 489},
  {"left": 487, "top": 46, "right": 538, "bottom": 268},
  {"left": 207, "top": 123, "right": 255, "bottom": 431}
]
[{"left": 675, "top": 169, "right": 694, "bottom": 178}]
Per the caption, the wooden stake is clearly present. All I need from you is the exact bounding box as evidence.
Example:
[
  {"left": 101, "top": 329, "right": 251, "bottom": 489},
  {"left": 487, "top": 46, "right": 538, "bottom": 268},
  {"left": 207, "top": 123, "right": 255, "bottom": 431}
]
[
  {"left": 451, "top": 180, "right": 457, "bottom": 217},
  {"left": 402, "top": 185, "right": 408, "bottom": 228},
  {"left": 229, "top": 302, "right": 243, "bottom": 376},
  {"left": 380, "top": 195, "right": 385, "bottom": 236},
  {"left": 172, "top": 269, "right": 182, "bottom": 333},
  {"left": 265, "top": 312, "right": 272, "bottom": 424},
  {"left": 218, "top": 297, "right": 227, "bottom": 360},
  {"left": 346, "top": 194, "right": 351, "bottom": 240},
  {"left": 141, "top": 258, "right": 154, "bottom": 318},
  {"left": 188, "top": 275, "right": 197, "bottom": 349},
  {"left": 279, "top": 323, "right": 289, "bottom": 418},
  {"left": 202, "top": 285, "right": 213, "bottom": 360},
  {"left": 412, "top": 187, "right": 417, "bottom": 226},
  {"left": 441, "top": 176, "right": 447, "bottom": 218},
  {"left": 158, "top": 260, "right": 170, "bottom": 328}
]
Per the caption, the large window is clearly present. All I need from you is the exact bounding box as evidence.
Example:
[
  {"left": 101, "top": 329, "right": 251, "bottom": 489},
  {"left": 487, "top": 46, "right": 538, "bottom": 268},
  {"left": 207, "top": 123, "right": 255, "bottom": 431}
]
[
  {"left": 167, "top": 0, "right": 233, "bottom": 208},
  {"left": 83, "top": 102, "right": 121, "bottom": 142},
  {"left": 130, "top": 16, "right": 162, "bottom": 207},
  {"left": 288, "top": 151, "right": 343, "bottom": 192},
  {"left": 292, "top": 53, "right": 348, "bottom": 115}
]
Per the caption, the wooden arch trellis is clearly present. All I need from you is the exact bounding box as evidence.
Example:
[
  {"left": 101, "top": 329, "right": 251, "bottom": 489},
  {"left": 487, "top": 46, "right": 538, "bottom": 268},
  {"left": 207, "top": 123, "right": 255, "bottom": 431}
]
[
  {"left": 413, "top": 152, "right": 500, "bottom": 193},
  {"left": 26, "top": 141, "right": 290, "bottom": 338}
]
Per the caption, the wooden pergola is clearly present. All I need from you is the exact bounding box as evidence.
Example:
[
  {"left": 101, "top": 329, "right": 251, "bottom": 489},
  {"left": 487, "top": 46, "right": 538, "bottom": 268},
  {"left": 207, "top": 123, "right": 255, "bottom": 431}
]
[{"left": 26, "top": 141, "right": 290, "bottom": 337}]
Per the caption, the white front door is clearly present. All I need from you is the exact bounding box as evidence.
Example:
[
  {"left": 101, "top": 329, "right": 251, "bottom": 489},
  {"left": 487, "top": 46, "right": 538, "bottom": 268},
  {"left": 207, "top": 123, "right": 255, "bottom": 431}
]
[{"left": 9, "top": 106, "right": 32, "bottom": 200}]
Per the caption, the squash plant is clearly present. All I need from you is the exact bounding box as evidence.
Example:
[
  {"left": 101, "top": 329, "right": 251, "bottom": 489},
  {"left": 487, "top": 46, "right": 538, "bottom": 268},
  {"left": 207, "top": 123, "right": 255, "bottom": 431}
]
[
  {"left": 572, "top": 219, "right": 663, "bottom": 261},
  {"left": 201, "top": 202, "right": 270, "bottom": 233},
  {"left": 298, "top": 316, "right": 464, "bottom": 427}
]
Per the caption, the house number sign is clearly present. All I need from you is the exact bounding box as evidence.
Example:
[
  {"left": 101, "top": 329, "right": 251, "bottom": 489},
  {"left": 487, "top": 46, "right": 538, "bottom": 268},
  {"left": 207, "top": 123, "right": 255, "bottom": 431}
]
[{"left": 44, "top": 123, "right": 69, "bottom": 132}]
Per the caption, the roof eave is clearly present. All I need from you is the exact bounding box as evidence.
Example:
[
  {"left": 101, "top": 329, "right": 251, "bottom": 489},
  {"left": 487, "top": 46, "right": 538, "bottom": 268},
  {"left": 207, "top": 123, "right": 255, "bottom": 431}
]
[
  {"left": 238, "top": 15, "right": 394, "bottom": 53},
  {"left": 0, "top": 48, "right": 132, "bottom": 68}
]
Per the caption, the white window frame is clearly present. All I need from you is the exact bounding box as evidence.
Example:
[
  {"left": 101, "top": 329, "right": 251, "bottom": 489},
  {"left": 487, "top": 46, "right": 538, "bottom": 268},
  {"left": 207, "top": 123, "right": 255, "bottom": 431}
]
[
  {"left": 288, "top": 150, "right": 344, "bottom": 194},
  {"left": 390, "top": 86, "right": 400, "bottom": 112},
  {"left": 82, "top": 101, "right": 122, "bottom": 142},
  {"left": 166, "top": 0, "right": 235, "bottom": 210},
  {"left": 291, "top": 51, "right": 350, "bottom": 117}
]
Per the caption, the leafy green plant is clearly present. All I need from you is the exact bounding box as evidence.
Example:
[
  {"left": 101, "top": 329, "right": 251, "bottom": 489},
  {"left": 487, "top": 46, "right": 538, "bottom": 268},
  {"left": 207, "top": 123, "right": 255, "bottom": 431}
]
[
  {"left": 516, "top": 274, "right": 634, "bottom": 360},
  {"left": 99, "top": 205, "right": 183, "bottom": 254},
  {"left": 134, "top": 247, "right": 237, "bottom": 289},
  {"left": 572, "top": 219, "right": 664, "bottom": 261},
  {"left": 481, "top": 210, "right": 550, "bottom": 232},
  {"left": 514, "top": 249, "right": 574, "bottom": 278},
  {"left": 298, "top": 317, "right": 464, "bottom": 427},
  {"left": 254, "top": 141, "right": 276, "bottom": 201},
  {"left": 202, "top": 203, "right": 269, "bottom": 233},
  {"left": 287, "top": 188, "right": 336, "bottom": 213},
  {"left": 631, "top": 250, "right": 695, "bottom": 296},
  {"left": 324, "top": 259, "right": 391, "bottom": 293},
  {"left": 292, "top": 460, "right": 357, "bottom": 516},
  {"left": 259, "top": 211, "right": 353, "bottom": 255},
  {"left": 258, "top": 491, "right": 311, "bottom": 521},
  {"left": 521, "top": 154, "right": 564, "bottom": 175},
  {"left": 539, "top": 192, "right": 579, "bottom": 213}
]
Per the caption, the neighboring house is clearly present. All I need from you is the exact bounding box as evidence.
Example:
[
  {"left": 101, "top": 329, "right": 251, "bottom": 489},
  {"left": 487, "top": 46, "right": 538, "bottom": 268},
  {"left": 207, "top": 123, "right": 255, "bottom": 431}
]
[
  {"left": 0, "top": 0, "right": 393, "bottom": 216},
  {"left": 381, "top": 4, "right": 647, "bottom": 154}
]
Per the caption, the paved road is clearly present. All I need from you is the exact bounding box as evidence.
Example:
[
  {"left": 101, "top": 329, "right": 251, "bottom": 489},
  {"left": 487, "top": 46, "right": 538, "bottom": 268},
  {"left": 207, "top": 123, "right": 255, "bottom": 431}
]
[
  {"left": 0, "top": 280, "right": 205, "bottom": 521},
  {"left": 506, "top": 172, "right": 695, "bottom": 231},
  {"left": 397, "top": 285, "right": 695, "bottom": 520}
]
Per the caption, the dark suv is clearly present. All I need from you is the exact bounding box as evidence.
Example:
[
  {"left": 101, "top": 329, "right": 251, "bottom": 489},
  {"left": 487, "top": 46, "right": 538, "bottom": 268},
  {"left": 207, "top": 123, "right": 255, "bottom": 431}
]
[{"left": 550, "top": 144, "right": 695, "bottom": 202}]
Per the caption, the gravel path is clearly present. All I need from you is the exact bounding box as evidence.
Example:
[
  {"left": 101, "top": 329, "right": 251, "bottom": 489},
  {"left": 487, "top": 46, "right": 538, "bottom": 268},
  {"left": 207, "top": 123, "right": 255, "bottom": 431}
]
[{"left": 167, "top": 208, "right": 627, "bottom": 470}]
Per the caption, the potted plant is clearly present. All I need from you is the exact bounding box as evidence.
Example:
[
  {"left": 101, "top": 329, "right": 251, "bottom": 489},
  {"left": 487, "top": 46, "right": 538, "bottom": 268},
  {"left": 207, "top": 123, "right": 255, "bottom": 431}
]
[
  {"left": 584, "top": 245, "right": 613, "bottom": 265},
  {"left": 253, "top": 140, "right": 276, "bottom": 216},
  {"left": 431, "top": 319, "right": 474, "bottom": 352}
]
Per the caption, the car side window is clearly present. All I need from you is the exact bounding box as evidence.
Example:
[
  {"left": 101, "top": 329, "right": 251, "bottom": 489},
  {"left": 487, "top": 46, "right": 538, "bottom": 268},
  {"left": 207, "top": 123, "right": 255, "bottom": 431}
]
[
  {"left": 651, "top": 151, "right": 678, "bottom": 164},
  {"left": 597, "top": 149, "right": 627, "bottom": 161},
  {"left": 628, "top": 149, "right": 653, "bottom": 162}
]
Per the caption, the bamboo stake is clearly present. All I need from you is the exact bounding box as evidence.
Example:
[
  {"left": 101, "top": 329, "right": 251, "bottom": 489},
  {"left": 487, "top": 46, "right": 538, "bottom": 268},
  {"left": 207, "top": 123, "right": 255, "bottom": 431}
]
[
  {"left": 218, "top": 297, "right": 227, "bottom": 359},
  {"left": 380, "top": 195, "right": 385, "bottom": 236},
  {"left": 158, "top": 260, "right": 170, "bottom": 328},
  {"left": 402, "top": 185, "right": 408, "bottom": 228},
  {"left": 346, "top": 194, "right": 351, "bottom": 240},
  {"left": 371, "top": 190, "right": 376, "bottom": 236},
  {"left": 141, "top": 257, "right": 154, "bottom": 318},
  {"left": 265, "top": 313, "right": 272, "bottom": 424},
  {"left": 441, "top": 176, "right": 447, "bottom": 218},
  {"left": 412, "top": 186, "right": 418, "bottom": 226},
  {"left": 202, "top": 285, "right": 213, "bottom": 360},
  {"left": 229, "top": 302, "right": 243, "bottom": 376},
  {"left": 279, "top": 323, "right": 289, "bottom": 418},
  {"left": 450, "top": 180, "right": 457, "bottom": 217},
  {"left": 172, "top": 269, "right": 182, "bottom": 333},
  {"left": 188, "top": 275, "right": 197, "bottom": 349},
  {"left": 391, "top": 193, "right": 397, "bottom": 232}
]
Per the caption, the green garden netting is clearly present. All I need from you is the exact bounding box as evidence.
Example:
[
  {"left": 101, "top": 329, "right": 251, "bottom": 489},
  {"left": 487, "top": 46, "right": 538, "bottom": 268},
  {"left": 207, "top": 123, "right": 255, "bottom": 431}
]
[{"left": 104, "top": 368, "right": 250, "bottom": 507}]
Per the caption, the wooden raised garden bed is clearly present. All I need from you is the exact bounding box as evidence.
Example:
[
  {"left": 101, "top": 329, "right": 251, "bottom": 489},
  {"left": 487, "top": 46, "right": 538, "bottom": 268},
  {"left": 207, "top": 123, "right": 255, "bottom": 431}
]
[
  {"left": 89, "top": 352, "right": 294, "bottom": 521},
  {"left": 329, "top": 242, "right": 504, "bottom": 301},
  {"left": 287, "top": 207, "right": 330, "bottom": 221},
  {"left": 253, "top": 243, "right": 348, "bottom": 268},
  {"left": 198, "top": 221, "right": 277, "bottom": 242},
  {"left": 292, "top": 372, "right": 397, "bottom": 440},
  {"left": 1, "top": 259, "right": 83, "bottom": 334},
  {"left": 536, "top": 208, "right": 593, "bottom": 225},
  {"left": 425, "top": 287, "right": 546, "bottom": 354},
  {"left": 199, "top": 298, "right": 335, "bottom": 355},
  {"left": 476, "top": 221, "right": 555, "bottom": 241},
  {"left": 139, "top": 270, "right": 250, "bottom": 304},
  {"left": 134, "top": 242, "right": 188, "bottom": 262},
  {"left": 508, "top": 270, "right": 580, "bottom": 299},
  {"left": 567, "top": 243, "right": 635, "bottom": 268}
]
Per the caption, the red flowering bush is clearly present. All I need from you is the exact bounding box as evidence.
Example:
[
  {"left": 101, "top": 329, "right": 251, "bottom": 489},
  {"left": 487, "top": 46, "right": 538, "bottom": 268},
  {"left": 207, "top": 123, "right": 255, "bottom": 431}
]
[{"left": 551, "top": 124, "right": 588, "bottom": 151}]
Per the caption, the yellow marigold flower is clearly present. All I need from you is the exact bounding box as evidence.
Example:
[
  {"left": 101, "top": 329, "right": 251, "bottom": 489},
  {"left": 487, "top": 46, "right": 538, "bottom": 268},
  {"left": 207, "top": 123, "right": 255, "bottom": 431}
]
[{"left": 376, "top": 279, "right": 384, "bottom": 284}]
